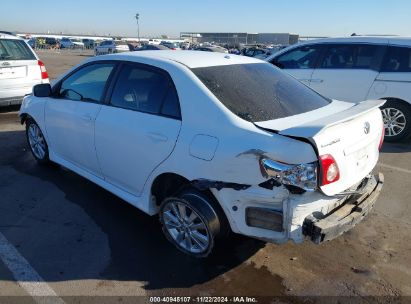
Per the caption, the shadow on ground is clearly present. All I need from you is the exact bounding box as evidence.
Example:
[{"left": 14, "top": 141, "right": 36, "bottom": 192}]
[
  {"left": 0, "top": 129, "right": 267, "bottom": 293},
  {"left": 381, "top": 138, "right": 411, "bottom": 153}
]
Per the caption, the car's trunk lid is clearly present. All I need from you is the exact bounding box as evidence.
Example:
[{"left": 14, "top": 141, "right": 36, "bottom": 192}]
[{"left": 255, "top": 100, "right": 385, "bottom": 196}]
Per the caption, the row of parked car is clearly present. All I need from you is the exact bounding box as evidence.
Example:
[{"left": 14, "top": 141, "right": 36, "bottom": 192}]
[
  {"left": 26, "top": 37, "right": 96, "bottom": 49},
  {"left": 93, "top": 40, "right": 231, "bottom": 55}
]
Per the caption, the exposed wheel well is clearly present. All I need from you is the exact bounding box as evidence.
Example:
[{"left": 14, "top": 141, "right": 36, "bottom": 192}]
[
  {"left": 19, "top": 113, "right": 31, "bottom": 125},
  {"left": 380, "top": 97, "right": 411, "bottom": 109},
  {"left": 151, "top": 173, "right": 190, "bottom": 206},
  {"left": 152, "top": 173, "right": 231, "bottom": 238}
]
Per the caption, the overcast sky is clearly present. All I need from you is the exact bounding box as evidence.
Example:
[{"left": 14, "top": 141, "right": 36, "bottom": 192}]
[{"left": 2, "top": 0, "right": 411, "bottom": 37}]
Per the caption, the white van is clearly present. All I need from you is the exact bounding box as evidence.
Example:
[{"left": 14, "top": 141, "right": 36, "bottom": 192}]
[
  {"left": 266, "top": 37, "right": 411, "bottom": 141},
  {"left": 0, "top": 34, "right": 49, "bottom": 106}
]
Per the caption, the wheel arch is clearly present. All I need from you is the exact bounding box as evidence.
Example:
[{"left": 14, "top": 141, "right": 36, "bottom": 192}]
[{"left": 149, "top": 172, "right": 231, "bottom": 236}]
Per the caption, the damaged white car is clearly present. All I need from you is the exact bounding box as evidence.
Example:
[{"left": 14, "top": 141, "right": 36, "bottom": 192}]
[{"left": 19, "top": 51, "right": 384, "bottom": 257}]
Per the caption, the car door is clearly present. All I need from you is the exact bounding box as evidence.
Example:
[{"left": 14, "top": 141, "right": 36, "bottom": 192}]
[
  {"left": 95, "top": 62, "right": 182, "bottom": 196},
  {"left": 269, "top": 44, "right": 323, "bottom": 87},
  {"left": 45, "top": 62, "right": 116, "bottom": 177},
  {"left": 309, "top": 44, "right": 383, "bottom": 102}
]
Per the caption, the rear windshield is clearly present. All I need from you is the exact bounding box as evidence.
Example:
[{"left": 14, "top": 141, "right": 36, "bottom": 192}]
[
  {"left": 192, "top": 63, "right": 330, "bottom": 122},
  {"left": 0, "top": 39, "right": 36, "bottom": 61}
]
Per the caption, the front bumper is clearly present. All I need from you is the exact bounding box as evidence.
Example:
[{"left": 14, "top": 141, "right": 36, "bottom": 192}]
[{"left": 302, "top": 173, "right": 384, "bottom": 244}]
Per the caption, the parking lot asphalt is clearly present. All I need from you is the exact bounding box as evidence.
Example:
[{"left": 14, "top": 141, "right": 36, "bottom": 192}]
[{"left": 0, "top": 51, "right": 410, "bottom": 302}]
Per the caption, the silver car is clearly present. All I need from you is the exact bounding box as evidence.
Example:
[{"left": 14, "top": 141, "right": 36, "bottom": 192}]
[{"left": 0, "top": 34, "right": 49, "bottom": 106}]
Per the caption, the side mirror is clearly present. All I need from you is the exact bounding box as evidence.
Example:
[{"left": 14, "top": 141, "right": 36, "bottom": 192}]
[{"left": 33, "top": 83, "right": 52, "bottom": 97}]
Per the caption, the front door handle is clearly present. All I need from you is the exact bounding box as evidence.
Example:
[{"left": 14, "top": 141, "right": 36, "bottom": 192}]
[
  {"left": 310, "top": 79, "right": 324, "bottom": 83},
  {"left": 147, "top": 132, "right": 168, "bottom": 142}
]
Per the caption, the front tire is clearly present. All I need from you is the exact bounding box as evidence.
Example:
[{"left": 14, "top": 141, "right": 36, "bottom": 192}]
[
  {"left": 159, "top": 188, "right": 226, "bottom": 257},
  {"left": 381, "top": 100, "right": 411, "bottom": 142},
  {"left": 26, "top": 119, "right": 49, "bottom": 164}
]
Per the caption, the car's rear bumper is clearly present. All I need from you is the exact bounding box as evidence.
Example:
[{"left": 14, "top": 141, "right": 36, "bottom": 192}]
[{"left": 302, "top": 173, "right": 384, "bottom": 244}]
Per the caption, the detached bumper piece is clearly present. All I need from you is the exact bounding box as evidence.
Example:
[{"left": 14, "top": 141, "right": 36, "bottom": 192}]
[{"left": 303, "top": 173, "right": 384, "bottom": 244}]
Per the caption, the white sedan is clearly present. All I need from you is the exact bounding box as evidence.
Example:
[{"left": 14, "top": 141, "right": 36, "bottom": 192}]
[{"left": 19, "top": 51, "right": 384, "bottom": 257}]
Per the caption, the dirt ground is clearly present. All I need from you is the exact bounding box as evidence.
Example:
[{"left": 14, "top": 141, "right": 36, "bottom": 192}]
[{"left": 0, "top": 51, "right": 410, "bottom": 303}]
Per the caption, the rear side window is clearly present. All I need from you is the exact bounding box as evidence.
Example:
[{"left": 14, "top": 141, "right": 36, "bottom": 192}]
[
  {"left": 381, "top": 46, "right": 411, "bottom": 72},
  {"left": 110, "top": 64, "right": 180, "bottom": 118},
  {"left": 0, "top": 39, "right": 36, "bottom": 61},
  {"left": 320, "top": 44, "right": 378, "bottom": 69},
  {"left": 59, "top": 63, "right": 115, "bottom": 102},
  {"left": 192, "top": 63, "right": 330, "bottom": 122},
  {"left": 273, "top": 45, "right": 322, "bottom": 69}
]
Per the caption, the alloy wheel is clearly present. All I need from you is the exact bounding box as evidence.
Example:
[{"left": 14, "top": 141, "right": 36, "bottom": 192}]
[
  {"left": 381, "top": 107, "right": 407, "bottom": 137},
  {"left": 28, "top": 123, "right": 47, "bottom": 160},
  {"left": 162, "top": 200, "right": 210, "bottom": 254}
]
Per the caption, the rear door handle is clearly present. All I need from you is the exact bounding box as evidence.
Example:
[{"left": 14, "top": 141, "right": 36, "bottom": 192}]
[
  {"left": 299, "top": 79, "right": 311, "bottom": 82},
  {"left": 310, "top": 79, "right": 324, "bottom": 83},
  {"left": 147, "top": 132, "right": 168, "bottom": 142}
]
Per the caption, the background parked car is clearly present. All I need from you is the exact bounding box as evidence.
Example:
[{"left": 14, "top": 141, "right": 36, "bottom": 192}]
[
  {"left": 266, "top": 36, "right": 411, "bottom": 141},
  {"left": 95, "top": 40, "right": 131, "bottom": 55},
  {"left": 0, "top": 34, "right": 49, "bottom": 106},
  {"left": 60, "top": 38, "right": 84, "bottom": 49},
  {"left": 160, "top": 41, "right": 181, "bottom": 50},
  {"left": 242, "top": 47, "right": 271, "bottom": 58},
  {"left": 136, "top": 44, "right": 169, "bottom": 51},
  {"left": 82, "top": 39, "right": 96, "bottom": 49},
  {"left": 195, "top": 46, "right": 228, "bottom": 53},
  {"left": 27, "top": 37, "right": 36, "bottom": 48}
]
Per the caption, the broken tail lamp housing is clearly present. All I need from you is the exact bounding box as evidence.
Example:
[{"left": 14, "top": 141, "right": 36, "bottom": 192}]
[{"left": 260, "top": 158, "right": 318, "bottom": 191}]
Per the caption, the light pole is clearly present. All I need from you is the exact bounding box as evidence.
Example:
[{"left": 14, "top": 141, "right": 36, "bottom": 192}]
[{"left": 135, "top": 13, "right": 140, "bottom": 42}]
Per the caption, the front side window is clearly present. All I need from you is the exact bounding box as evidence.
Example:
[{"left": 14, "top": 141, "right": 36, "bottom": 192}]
[
  {"left": 0, "top": 39, "right": 36, "bottom": 61},
  {"left": 381, "top": 46, "right": 411, "bottom": 72},
  {"left": 192, "top": 63, "right": 330, "bottom": 122},
  {"left": 110, "top": 64, "right": 180, "bottom": 118},
  {"left": 320, "top": 44, "right": 378, "bottom": 69},
  {"left": 59, "top": 63, "right": 115, "bottom": 102},
  {"left": 273, "top": 45, "right": 322, "bottom": 69}
]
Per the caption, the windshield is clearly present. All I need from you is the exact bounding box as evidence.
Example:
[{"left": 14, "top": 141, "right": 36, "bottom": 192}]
[
  {"left": 0, "top": 39, "right": 36, "bottom": 61},
  {"left": 192, "top": 63, "right": 330, "bottom": 122}
]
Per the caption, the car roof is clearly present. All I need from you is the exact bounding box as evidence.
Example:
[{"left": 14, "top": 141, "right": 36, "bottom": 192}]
[
  {"left": 0, "top": 34, "right": 23, "bottom": 40},
  {"left": 299, "top": 36, "right": 411, "bottom": 46},
  {"left": 265, "top": 36, "right": 411, "bottom": 62},
  {"left": 105, "top": 50, "right": 263, "bottom": 68}
]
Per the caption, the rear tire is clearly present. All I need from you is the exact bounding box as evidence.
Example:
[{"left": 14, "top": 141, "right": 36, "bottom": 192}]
[
  {"left": 159, "top": 188, "right": 228, "bottom": 258},
  {"left": 26, "top": 119, "right": 49, "bottom": 164},
  {"left": 381, "top": 100, "right": 411, "bottom": 142}
]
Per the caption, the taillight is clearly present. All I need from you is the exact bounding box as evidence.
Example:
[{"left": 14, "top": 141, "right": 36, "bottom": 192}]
[
  {"left": 259, "top": 158, "right": 318, "bottom": 191},
  {"left": 319, "top": 154, "right": 340, "bottom": 186},
  {"left": 38, "top": 60, "right": 49, "bottom": 80},
  {"left": 378, "top": 123, "right": 385, "bottom": 150}
]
